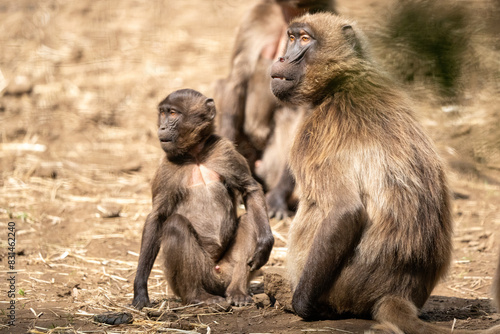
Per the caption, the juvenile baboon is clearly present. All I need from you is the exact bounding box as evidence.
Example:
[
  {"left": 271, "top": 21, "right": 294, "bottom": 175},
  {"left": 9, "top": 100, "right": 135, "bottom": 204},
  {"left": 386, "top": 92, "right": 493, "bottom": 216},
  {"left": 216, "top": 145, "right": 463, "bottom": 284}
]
[
  {"left": 270, "top": 13, "right": 500, "bottom": 333},
  {"left": 214, "top": 0, "right": 335, "bottom": 219},
  {"left": 132, "top": 89, "right": 274, "bottom": 309}
]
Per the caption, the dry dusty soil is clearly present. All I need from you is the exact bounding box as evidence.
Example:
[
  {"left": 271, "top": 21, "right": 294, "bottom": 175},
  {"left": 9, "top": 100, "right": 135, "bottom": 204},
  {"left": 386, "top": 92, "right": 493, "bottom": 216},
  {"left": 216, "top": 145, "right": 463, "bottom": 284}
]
[{"left": 1, "top": 0, "right": 500, "bottom": 333}]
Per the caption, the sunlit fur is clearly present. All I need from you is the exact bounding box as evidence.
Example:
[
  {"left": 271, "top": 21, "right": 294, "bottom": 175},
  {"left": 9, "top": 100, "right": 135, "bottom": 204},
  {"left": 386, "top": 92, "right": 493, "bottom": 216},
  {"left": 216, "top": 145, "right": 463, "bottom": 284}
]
[
  {"left": 284, "top": 13, "right": 500, "bottom": 334},
  {"left": 279, "top": 13, "right": 491, "bottom": 333}
]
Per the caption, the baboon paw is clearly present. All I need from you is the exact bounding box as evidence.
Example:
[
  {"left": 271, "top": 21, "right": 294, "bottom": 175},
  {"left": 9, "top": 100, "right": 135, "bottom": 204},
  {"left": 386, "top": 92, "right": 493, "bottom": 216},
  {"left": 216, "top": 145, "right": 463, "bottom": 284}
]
[
  {"left": 199, "top": 294, "right": 232, "bottom": 311},
  {"left": 226, "top": 293, "right": 253, "bottom": 306},
  {"left": 190, "top": 292, "right": 226, "bottom": 306},
  {"left": 205, "top": 295, "right": 227, "bottom": 305},
  {"left": 266, "top": 192, "right": 290, "bottom": 220},
  {"left": 131, "top": 295, "right": 150, "bottom": 310}
]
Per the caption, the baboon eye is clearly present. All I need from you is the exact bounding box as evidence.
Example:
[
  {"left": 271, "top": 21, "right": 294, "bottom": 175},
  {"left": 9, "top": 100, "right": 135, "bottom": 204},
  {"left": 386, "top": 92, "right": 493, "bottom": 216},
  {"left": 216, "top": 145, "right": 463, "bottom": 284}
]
[
  {"left": 300, "top": 35, "right": 311, "bottom": 45},
  {"left": 289, "top": 35, "right": 295, "bottom": 43},
  {"left": 169, "top": 110, "right": 179, "bottom": 118}
]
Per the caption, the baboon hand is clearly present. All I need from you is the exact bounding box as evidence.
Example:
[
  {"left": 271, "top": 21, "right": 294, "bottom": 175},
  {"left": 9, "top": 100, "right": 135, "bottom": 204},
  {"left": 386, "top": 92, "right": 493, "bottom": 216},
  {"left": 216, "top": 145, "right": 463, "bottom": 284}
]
[
  {"left": 266, "top": 189, "right": 291, "bottom": 220},
  {"left": 248, "top": 234, "right": 274, "bottom": 271},
  {"left": 226, "top": 291, "right": 253, "bottom": 306}
]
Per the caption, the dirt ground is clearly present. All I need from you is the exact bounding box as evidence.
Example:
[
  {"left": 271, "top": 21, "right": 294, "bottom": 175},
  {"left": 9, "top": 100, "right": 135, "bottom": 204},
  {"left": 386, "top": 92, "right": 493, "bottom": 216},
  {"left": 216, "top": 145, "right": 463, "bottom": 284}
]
[{"left": 1, "top": 0, "right": 500, "bottom": 333}]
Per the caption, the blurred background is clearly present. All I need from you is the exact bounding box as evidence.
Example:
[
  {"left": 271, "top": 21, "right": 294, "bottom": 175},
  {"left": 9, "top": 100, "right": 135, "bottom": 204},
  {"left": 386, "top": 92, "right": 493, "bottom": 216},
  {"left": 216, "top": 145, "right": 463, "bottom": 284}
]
[{"left": 1, "top": 0, "right": 499, "bottom": 332}]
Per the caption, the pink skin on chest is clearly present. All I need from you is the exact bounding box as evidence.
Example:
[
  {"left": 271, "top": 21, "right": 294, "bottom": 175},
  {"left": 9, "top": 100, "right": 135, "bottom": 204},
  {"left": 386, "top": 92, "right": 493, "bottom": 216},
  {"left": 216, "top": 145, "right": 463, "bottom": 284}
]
[
  {"left": 261, "top": 26, "right": 288, "bottom": 61},
  {"left": 188, "top": 164, "right": 221, "bottom": 187}
]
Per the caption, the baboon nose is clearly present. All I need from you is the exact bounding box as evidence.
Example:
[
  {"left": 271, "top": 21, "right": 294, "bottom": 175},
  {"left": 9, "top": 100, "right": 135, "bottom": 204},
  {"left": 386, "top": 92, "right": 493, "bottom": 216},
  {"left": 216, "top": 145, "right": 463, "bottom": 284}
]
[{"left": 279, "top": 57, "right": 285, "bottom": 62}]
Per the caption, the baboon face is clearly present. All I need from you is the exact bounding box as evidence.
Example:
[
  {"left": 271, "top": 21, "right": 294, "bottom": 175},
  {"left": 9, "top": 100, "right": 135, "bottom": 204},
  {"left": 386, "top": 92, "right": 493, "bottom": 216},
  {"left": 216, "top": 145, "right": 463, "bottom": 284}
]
[
  {"left": 271, "top": 14, "right": 367, "bottom": 105},
  {"left": 271, "top": 22, "right": 317, "bottom": 104},
  {"left": 157, "top": 89, "right": 215, "bottom": 158}
]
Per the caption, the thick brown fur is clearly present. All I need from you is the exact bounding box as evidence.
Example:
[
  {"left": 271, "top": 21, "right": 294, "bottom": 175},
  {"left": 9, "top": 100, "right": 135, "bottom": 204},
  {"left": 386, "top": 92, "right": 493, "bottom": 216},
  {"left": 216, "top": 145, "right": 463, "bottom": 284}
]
[
  {"left": 271, "top": 13, "right": 500, "bottom": 333},
  {"left": 132, "top": 89, "right": 274, "bottom": 309},
  {"left": 214, "top": 0, "right": 335, "bottom": 219}
]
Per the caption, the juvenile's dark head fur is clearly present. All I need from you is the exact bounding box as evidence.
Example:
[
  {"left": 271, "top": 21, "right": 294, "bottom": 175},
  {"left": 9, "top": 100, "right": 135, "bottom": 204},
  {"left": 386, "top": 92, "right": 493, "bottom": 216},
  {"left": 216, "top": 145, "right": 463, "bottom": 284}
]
[
  {"left": 271, "top": 13, "right": 371, "bottom": 105},
  {"left": 157, "top": 89, "right": 216, "bottom": 159},
  {"left": 277, "top": 0, "right": 335, "bottom": 13}
]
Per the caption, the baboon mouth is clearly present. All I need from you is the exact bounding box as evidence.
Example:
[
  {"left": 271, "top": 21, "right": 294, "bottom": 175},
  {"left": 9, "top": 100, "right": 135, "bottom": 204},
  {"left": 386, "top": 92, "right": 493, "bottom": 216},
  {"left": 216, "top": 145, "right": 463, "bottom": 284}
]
[
  {"left": 160, "top": 139, "right": 172, "bottom": 143},
  {"left": 272, "top": 76, "right": 293, "bottom": 81}
]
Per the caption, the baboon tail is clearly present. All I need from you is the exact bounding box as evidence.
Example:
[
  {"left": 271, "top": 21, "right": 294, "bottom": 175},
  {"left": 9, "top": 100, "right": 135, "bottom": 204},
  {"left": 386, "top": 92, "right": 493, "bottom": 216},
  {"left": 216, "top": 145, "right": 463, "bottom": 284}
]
[{"left": 372, "top": 295, "right": 500, "bottom": 334}]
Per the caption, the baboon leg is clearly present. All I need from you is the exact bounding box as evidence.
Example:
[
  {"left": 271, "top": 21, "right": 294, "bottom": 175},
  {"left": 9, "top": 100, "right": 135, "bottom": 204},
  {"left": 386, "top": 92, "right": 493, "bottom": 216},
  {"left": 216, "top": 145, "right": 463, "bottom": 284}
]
[
  {"left": 220, "top": 214, "right": 256, "bottom": 306},
  {"left": 292, "top": 198, "right": 367, "bottom": 319},
  {"left": 162, "top": 214, "right": 225, "bottom": 304},
  {"left": 132, "top": 212, "right": 161, "bottom": 309}
]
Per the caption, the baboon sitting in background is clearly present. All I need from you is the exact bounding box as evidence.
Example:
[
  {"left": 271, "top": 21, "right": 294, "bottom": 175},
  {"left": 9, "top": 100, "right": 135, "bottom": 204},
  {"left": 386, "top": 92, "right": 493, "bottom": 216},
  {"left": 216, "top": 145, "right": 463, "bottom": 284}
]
[{"left": 214, "top": 0, "right": 336, "bottom": 219}]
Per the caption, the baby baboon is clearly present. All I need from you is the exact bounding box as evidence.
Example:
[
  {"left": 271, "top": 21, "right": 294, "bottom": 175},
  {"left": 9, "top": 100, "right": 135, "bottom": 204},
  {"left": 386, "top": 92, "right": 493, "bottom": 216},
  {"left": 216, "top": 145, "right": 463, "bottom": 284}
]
[
  {"left": 132, "top": 89, "right": 274, "bottom": 309},
  {"left": 271, "top": 12, "right": 500, "bottom": 333}
]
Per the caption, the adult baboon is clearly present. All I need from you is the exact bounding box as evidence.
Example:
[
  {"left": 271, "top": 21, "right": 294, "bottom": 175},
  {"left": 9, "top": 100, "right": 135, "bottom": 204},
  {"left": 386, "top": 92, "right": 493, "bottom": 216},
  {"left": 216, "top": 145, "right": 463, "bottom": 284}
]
[
  {"left": 215, "top": 0, "right": 335, "bottom": 219},
  {"left": 271, "top": 12, "right": 500, "bottom": 333},
  {"left": 132, "top": 89, "right": 274, "bottom": 309}
]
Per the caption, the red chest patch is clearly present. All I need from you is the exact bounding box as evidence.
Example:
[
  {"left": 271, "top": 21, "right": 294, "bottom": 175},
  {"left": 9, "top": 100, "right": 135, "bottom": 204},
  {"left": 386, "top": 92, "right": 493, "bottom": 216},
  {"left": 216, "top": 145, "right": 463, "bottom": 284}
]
[{"left": 188, "top": 164, "right": 221, "bottom": 187}]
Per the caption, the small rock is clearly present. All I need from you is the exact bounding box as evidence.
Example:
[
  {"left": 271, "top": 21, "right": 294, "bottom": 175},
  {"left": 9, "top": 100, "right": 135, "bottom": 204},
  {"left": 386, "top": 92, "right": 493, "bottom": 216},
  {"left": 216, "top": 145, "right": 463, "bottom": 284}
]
[
  {"left": 253, "top": 293, "right": 271, "bottom": 309},
  {"left": 441, "top": 105, "right": 460, "bottom": 114},
  {"left": 97, "top": 203, "right": 122, "bottom": 218},
  {"left": 5, "top": 75, "right": 32, "bottom": 95},
  {"left": 94, "top": 312, "right": 133, "bottom": 325},
  {"left": 34, "top": 162, "right": 63, "bottom": 179},
  {"left": 479, "top": 232, "right": 492, "bottom": 239},
  {"left": 120, "top": 162, "right": 142, "bottom": 173}
]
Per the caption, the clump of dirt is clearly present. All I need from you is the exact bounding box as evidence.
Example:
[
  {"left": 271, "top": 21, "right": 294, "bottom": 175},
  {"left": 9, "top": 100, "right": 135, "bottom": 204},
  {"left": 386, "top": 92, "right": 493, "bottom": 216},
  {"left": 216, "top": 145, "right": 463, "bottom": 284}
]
[{"left": 264, "top": 267, "right": 294, "bottom": 312}]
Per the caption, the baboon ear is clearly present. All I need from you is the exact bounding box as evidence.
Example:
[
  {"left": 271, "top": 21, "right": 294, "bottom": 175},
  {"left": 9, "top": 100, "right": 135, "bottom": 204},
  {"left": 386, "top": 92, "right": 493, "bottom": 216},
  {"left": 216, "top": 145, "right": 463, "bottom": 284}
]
[
  {"left": 205, "top": 98, "right": 216, "bottom": 120},
  {"left": 342, "top": 25, "right": 362, "bottom": 55}
]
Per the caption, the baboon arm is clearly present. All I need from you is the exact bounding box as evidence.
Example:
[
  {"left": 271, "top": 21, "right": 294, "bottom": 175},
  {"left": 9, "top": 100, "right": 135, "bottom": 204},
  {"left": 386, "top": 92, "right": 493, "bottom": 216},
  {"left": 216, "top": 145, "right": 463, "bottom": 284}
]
[
  {"left": 217, "top": 144, "right": 274, "bottom": 270},
  {"left": 292, "top": 199, "right": 367, "bottom": 319},
  {"left": 243, "top": 185, "right": 274, "bottom": 271},
  {"left": 218, "top": 66, "right": 248, "bottom": 142},
  {"left": 132, "top": 211, "right": 162, "bottom": 309}
]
